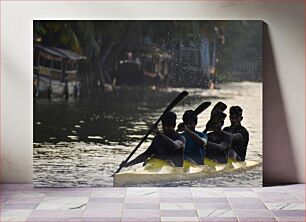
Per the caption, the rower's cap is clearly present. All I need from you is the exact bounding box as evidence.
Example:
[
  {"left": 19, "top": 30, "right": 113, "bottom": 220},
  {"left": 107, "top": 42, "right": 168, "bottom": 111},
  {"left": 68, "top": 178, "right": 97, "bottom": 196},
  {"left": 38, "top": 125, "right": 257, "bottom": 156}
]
[
  {"left": 230, "top": 106, "right": 243, "bottom": 116},
  {"left": 183, "top": 110, "right": 197, "bottom": 123}
]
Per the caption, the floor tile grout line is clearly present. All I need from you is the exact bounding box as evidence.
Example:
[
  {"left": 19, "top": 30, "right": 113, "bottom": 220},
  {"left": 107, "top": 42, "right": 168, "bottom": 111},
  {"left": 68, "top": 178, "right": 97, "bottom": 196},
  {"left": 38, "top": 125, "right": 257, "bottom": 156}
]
[
  {"left": 288, "top": 189, "right": 306, "bottom": 202},
  {"left": 158, "top": 187, "right": 161, "bottom": 222},
  {"left": 255, "top": 190, "right": 281, "bottom": 222},
  {"left": 189, "top": 187, "right": 200, "bottom": 222},
  {"left": 245, "top": 188, "right": 269, "bottom": 209},
  {"left": 120, "top": 186, "right": 127, "bottom": 222},
  {"left": 19, "top": 184, "right": 26, "bottom": 191},
  {"left": 224, "top": 189, "right": 239, "bottom": 222},
  {"left": 13, "top": 189, "right": 46, "bottom": 221},
  {"left": 0, "top": 196, "right": 10, "bottom": 208},
  {"left": 19, "top": 207, "right": 35, "bottom": 221},
  {"left": 1, "top": 184, "right": 305, "bottom": 222},
  {"left": 80, "top": 189, "right": 92, "bottom": 222}
]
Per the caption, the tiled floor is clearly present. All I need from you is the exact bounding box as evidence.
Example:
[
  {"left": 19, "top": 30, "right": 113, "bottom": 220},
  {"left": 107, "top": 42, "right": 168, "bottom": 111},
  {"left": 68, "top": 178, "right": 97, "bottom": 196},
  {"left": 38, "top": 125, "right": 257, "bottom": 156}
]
[{"left": 0, "top": 184, "right": 304, "bottom": 222}]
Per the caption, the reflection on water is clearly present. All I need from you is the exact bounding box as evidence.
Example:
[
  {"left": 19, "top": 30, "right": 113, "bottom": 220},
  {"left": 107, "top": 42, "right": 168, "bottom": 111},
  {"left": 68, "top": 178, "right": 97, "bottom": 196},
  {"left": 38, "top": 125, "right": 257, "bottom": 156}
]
[{"left": 34, "top": 82, "right": 262, "bottom": 187}]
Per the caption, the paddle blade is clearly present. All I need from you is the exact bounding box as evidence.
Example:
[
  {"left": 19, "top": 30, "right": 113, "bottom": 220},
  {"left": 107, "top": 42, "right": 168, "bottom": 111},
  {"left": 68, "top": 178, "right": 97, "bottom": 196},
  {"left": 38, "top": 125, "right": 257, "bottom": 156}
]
[
  {"left": 193, "top": 102, "right": 211, "bottom": 116},
  {"left": 211, "top": 101, "right": 227, "bottom": 114},
  {"left": 163, "top": 91, "right": 189, "bottom": 114}
]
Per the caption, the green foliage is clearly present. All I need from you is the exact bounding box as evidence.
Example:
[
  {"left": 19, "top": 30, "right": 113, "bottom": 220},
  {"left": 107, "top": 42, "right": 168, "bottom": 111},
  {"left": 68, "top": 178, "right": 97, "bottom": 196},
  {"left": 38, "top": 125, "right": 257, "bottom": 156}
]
[
  {"left": 221, "top": 21, "right": 262, "bottom": 65},
  {"left": 34, "top": 20, "right": 227, "bottom": 57},
  {"left": 34, "top": 20, "right": 262, "bottom": 83}
]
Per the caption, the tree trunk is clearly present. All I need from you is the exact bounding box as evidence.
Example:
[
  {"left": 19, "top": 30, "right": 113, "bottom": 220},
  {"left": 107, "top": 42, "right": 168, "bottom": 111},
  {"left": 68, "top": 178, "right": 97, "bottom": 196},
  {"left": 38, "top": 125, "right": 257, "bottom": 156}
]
[{"left": 98, "top": 22, "right": 139, "bottom": 83}]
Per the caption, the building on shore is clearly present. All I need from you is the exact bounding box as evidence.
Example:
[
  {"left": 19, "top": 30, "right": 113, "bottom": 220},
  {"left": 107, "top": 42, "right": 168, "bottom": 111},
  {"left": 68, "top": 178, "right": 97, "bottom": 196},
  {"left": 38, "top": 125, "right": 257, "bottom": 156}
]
[{"left": 33, "top": 45, "right": 86, "bottom": 99}]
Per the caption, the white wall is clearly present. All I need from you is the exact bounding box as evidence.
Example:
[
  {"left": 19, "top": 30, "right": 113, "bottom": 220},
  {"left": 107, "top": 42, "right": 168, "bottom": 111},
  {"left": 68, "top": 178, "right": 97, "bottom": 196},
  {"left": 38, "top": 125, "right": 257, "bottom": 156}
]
[{"left": 1, "top": 1, "right": 305, "bottom": 183}]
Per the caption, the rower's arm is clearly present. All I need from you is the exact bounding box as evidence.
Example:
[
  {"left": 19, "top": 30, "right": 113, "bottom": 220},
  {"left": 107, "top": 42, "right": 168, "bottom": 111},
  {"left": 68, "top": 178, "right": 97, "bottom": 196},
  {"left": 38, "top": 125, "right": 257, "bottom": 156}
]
[
  {"left": 206, "top": 141, "right": 228, "bottom": 152},
  {"left": 235, "top": 130, "right": 249, "bottom": 151},
  {"left": 222, "top": 130, "right": 243, "bottom": 142},
  {"left": 233, "top": 133, "right": 243, "bottom": 141},
  {"left": 158, "top": 132, "right": 185, "bottom": 150},
  {"left": 124, "top": 149, "right": 152, "bottom": 167},
  {"left": 184, "top": 128, "right": 207, "bottom": 146}
]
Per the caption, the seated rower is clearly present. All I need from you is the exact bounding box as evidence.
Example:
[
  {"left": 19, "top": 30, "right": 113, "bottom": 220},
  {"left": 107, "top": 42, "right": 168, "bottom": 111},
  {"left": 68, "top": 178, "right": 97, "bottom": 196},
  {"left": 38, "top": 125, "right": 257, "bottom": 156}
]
[
  {"left": 120, "top": 111, "right": 186, "bottom": 168},
  {"left": 177, "top": 110, "right": 207, "bottom": 165},
  {"left": 223, "top": 106, "right": 249, "bottom": 161},
  {"left": 205, "top": 110, "right": 231, "bottom": 164}
]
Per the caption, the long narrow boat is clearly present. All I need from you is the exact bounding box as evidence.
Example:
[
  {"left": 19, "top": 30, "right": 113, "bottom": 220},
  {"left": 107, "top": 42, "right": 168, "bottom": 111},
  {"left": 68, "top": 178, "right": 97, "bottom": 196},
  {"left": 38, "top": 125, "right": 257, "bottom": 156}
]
[{"left": 113, "top": 158, "right": 261, "bottom": 187}]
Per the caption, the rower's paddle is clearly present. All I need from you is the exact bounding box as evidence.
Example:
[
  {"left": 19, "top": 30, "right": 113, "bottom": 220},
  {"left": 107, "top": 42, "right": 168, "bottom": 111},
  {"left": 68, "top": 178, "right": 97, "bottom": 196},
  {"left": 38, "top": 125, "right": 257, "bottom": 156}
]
[
  {"left": 210, "top": 101, "right": 227, "bottom": 116},
  {"left": 112, "top": 91, "right": 189, "bottom": 176},
  {"left": 176, "top": 102, "right": 211, "bottom": 133},
  {"left": 204, "top": 101, "right": 227, "bottom": 133},
  {"left": 193, "top": 102, "right": 211, "bottom": 116}
]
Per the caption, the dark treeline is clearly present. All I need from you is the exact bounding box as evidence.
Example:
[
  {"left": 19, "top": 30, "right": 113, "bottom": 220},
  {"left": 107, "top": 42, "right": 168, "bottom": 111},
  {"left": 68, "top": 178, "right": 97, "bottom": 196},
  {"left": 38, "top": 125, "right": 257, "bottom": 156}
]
[{"left": 34, "top": 20, "right": 262, "bottom": 93}]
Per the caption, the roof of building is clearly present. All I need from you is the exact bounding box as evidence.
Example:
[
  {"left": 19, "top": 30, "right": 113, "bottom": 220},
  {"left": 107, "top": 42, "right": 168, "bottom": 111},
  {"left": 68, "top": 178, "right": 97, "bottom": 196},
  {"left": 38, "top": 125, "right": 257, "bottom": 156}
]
[{"left": 35, "top": 45, "right": 86, "bottom": 60}]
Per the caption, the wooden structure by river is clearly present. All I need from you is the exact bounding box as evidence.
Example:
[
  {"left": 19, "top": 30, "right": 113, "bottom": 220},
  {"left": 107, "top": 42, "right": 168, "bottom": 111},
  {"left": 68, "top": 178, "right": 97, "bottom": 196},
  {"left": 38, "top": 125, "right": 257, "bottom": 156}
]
[{"left": 33, "top": 45, "right": 85, "bottom": 98}]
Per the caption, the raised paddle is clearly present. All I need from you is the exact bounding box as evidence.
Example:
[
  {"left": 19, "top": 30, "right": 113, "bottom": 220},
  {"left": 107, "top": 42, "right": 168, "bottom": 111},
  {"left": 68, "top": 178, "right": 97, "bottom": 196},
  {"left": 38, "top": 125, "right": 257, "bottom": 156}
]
[
  {"left": 204, "top": 101, "right": 227, "bottom": 133},
  {"left": 176, "top": 101, "right": 211, "bottom": 133},
  {"left": 210, "top": 101, "right": 227, "bottom": 116},
  {"left": 193, "top": 102, "right": 211, "bottom": 116},
  {"left": 112, "top": 91, "right": 189, "bottom": 176}
]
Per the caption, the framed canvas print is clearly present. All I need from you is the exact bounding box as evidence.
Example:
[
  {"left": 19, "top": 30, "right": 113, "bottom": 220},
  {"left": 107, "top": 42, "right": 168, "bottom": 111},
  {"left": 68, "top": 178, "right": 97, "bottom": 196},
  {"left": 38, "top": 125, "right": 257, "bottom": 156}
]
[{"left": 33, "top": 20, "right": 262, "bottom": 187}]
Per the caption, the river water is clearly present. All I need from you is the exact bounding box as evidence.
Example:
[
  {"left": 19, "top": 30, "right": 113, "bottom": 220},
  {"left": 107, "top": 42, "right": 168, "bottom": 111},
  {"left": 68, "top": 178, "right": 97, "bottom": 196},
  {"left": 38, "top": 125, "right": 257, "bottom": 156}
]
[{"left": 33, "top": 82, "right": 262, "bottom": 187}]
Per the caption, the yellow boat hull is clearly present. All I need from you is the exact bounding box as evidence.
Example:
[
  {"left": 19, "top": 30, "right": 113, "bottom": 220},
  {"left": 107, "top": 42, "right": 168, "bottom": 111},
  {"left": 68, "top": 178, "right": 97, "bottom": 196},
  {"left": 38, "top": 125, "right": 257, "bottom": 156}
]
[{"left": 113, "top": 158, "right": 261, "bottom": 187}]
